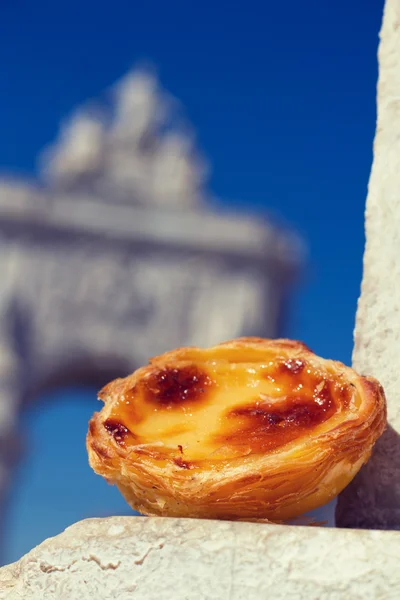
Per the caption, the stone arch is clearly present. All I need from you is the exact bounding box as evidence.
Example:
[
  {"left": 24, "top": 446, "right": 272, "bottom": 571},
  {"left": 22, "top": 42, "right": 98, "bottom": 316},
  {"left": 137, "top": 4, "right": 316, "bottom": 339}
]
[{"left": 0, "top": 68, "right": 302, "bottom": 563}]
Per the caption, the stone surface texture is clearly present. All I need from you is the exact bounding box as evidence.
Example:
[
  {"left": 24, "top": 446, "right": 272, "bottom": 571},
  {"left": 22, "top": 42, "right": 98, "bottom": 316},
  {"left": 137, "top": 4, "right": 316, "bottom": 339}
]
[
  {"left": 1, "top": 516, "right": 400, "bottom": 600},
  {"left": 336, "top": 0, "right": 400, "bottom": 528}
]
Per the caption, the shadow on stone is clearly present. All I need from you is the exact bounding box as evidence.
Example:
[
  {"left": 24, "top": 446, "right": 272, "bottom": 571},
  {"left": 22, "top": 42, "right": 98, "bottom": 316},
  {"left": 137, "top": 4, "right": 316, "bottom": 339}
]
[{"left": 336, "top": 424, "right": 400, "bottom": 530}]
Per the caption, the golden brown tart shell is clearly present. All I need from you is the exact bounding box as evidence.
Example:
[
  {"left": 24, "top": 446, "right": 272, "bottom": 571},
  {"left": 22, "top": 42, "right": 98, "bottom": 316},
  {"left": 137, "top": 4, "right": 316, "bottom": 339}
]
[{"left": 87, "top": 338, "right": 386, "bottom": 522}]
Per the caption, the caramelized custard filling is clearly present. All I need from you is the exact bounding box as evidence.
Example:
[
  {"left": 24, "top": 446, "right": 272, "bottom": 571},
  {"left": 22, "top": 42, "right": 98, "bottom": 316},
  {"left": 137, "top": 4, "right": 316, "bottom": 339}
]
[{"left": 104, "top": 349, "right": 356, "bottom": 463}]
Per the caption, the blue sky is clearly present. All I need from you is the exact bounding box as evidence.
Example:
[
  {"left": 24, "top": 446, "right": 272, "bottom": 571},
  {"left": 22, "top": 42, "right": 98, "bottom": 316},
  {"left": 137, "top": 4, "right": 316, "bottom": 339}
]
[{"left": 1, "top": 0, "right": 384, "bottom": 563}]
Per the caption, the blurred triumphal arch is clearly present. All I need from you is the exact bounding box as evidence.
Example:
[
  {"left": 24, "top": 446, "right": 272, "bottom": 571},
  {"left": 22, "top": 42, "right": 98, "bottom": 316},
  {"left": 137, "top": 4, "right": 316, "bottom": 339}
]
[{"left": 0, "top": 69, "right": 302, "bottom": 548}]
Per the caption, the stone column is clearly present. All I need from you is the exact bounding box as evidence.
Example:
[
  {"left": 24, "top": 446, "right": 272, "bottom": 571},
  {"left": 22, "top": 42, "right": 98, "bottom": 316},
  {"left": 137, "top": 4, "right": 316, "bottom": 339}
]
[{"left": 336, "top": 0, "right": 400, "bottom": 528}]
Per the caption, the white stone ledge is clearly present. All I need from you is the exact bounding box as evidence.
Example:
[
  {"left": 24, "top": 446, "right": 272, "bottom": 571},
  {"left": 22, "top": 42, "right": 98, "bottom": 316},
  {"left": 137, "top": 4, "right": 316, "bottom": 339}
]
[{"left": 1, "top": 516, "right": 399, "bottom": 599}]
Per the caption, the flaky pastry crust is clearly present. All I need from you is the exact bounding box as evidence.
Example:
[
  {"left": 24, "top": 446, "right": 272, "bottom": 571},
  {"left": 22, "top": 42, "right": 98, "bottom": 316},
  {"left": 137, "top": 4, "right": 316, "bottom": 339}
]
[{"left": 87, "top": 338, "right": 386, "bottom": 522}]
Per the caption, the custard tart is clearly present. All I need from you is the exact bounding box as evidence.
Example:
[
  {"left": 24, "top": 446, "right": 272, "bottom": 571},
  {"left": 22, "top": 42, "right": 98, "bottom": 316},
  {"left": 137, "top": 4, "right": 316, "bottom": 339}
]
[{"left": 87, "top": 338, "right": 386, "bottom": 522}]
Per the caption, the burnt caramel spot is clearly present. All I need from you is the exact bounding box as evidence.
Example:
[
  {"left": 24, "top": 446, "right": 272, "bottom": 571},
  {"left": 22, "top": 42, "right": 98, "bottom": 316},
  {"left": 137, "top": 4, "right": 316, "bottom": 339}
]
[
  {"left": 231, "top": 386, "right": 332, "bottom": 427},
  {"left": 104, "top": 418, "right": 131, "bottom": 446},
  {"left": 178, "top": 444, "right": 183, "bottom": 454},
  {"left": 142, "top": 365, "right": 212, "bottom": 408},
  {"left": 217, "top": 377, "right": 338, "bottom": 453}
]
